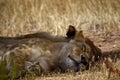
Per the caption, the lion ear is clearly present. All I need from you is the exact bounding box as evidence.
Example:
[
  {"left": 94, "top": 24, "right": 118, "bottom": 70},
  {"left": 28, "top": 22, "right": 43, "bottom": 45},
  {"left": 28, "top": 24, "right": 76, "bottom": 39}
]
[
  {"left": 69, "top": 25, "right": 75, "bottom": 28},
  {"left": 79, "top": 30, "right": 83, "bottom": 34},
  {"left": 68, "top": 25, "right": 76, "bottom": 31},
  {"left": 76, "top": 30, "right": 84, "bottom": 37},
  {"left": 66, "top": 25, "right": 76, "bottom": 39},
  {"left": 74, "top": 30, "right": 85, "bottom": 42}
]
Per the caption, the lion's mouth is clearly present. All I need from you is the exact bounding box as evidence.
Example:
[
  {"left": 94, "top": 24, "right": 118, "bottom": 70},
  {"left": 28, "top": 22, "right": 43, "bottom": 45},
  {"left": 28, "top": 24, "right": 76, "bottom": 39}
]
[
  {"left": 68, "top": 55, "right": 89, "bottom": 70},
  {"left": 68, "top": 55, "right": 80, "bottom": 65}
]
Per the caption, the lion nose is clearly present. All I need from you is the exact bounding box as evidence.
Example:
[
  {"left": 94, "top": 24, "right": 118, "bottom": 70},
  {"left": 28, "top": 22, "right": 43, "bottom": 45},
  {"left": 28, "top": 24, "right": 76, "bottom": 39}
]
[
  {"left": 80, "top": 55, "right": 87, "bottom": 65},
  {"left": 80, "top": 55, "right": 85, "bottom": 60},
  {"left": 80, "top": 55, "right": 89, "bottom": 70}
]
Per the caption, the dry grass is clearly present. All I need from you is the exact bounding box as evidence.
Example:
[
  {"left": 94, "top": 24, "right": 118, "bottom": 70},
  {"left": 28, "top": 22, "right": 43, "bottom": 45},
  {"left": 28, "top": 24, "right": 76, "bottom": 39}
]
[
  {"left": 0, "top": 0, "right": 120, "bottom": 80},
  {"left": 22, "top": 60, "right": 120, "bottom": 80},
  {"left": 0, "top": 0, "right": 120, "bottom": 36}
]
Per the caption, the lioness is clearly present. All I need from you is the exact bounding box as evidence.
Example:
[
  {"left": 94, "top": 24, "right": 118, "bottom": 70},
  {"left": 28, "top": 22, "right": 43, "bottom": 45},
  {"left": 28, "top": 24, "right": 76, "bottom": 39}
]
[
  {"left": 1, "top": 31, "right": 88, "bottom": 79},
  {"left": 0, "top": 25, "right": 101, "bottom": 79}
]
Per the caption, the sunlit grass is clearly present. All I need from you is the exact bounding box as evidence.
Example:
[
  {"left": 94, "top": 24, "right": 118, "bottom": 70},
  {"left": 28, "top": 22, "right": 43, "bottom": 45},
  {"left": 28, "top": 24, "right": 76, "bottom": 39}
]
[{"left": 0, "top": 0, "right": 120, "bottom": 36}]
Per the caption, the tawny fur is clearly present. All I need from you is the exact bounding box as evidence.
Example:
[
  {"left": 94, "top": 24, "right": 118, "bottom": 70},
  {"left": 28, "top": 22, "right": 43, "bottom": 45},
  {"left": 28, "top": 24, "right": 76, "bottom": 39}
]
[{"left": 1, "top": 33, "right": 87, "bottom": 79}]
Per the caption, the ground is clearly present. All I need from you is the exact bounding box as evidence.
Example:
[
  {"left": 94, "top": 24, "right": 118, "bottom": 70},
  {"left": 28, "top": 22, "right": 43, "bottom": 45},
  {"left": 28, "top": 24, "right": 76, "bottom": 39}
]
[{"left": 87, "top": 32, "right": 120, "bottom": 52}]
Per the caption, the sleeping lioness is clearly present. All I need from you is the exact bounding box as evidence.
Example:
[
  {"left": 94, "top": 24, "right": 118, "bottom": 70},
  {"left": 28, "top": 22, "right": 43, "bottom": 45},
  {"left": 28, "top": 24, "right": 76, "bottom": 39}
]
[{"left": 1, "top": 30, "right": 88, "bottom": 79}]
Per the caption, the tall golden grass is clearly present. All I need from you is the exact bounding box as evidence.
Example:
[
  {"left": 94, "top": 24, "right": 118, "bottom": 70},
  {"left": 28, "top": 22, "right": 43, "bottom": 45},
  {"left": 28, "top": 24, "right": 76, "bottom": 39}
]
[{"left": 0, "top": 0, "right": 120, "bottom": 36}]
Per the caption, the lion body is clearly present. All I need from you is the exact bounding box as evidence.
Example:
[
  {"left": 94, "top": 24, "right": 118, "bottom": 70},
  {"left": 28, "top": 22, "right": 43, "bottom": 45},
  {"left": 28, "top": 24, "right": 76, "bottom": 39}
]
[
  {"left": 0, "top": 34, "right": 87, "bottom": 79},
  {"left": 0, "top": 25, "right": 102, "bottom": 79}
]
